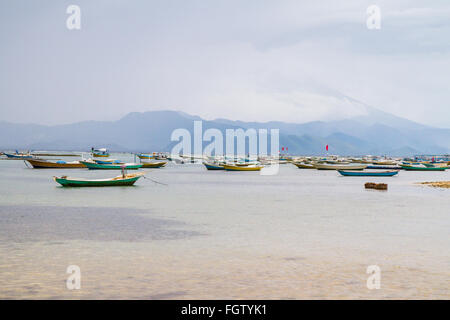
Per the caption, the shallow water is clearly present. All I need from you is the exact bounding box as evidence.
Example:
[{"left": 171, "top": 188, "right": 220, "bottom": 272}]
[{"left": 0, "top": 155, "right": 449, "bottom": 299}]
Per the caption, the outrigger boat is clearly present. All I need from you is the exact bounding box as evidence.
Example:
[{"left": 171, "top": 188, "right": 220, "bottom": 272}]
[
  {"left": 26, "top": 159, "right": 86, "bottom": 169},
  {"left": 222, "top": 164, "right": 263, "bottom": 171},
  {"left": 54, "top": 172, "right": 145, "bottom": 187},
  {"left": 80, "top": 161, "right": 142, "bottom": 170},
  {"left": 140, "top": 161, "right": 167, "bottom": 168},
  {"left": 314, "top": 163, "right": 367, "bottom": 170},
  {"left": 338, "top": 170, "right": 399, "bottom": 177}
]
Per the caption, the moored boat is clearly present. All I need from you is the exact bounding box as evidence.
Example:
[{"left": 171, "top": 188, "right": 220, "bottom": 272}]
[
  {"left": 400, "top": 165, "right": 446, "bottom": 171},
  {"left": 93, "top": 159, "right": 124, "bottom": 164},
  {"left": 4, "top": 152, "right": 34, "bottom": 159},
  {"left": 366, "top": 165, "right": 402, "bottom": 170},
  {"left": 140, "top": 161, "right": 167, "bottom": 168},
  {"left": 314, "top": 163, "right": 367, "bottom": 170},
  {"left": 26, "top": 159, "right": 86, "bottom": 169},
  {"left": 91, "top": 148, "right": 110, "bottom": 157},
  {"left": 80, "top": 161, "right": 142, "bottom": 170},
  {"left": 137, "top": 153, "right": 156, "bottom": 159},
  {"left": 338, "top": 170, "right": 399, "bottom": 177},
  {"left": 203, "top": 162, "right": 225, "bottom": 170},
  {"left": 54, "top": 172, "right": 145, "bottom": 187},
  {"left": 293, "top": 162, "right": 315, "bottom": 169},
  {"left": 223, "top": 164, "right": 263, "bottom": 171}
]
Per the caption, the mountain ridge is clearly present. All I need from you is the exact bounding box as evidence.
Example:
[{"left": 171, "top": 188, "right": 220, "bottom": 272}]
[{"left": 0, "top": 109, "right": 449, "bottom": 156}]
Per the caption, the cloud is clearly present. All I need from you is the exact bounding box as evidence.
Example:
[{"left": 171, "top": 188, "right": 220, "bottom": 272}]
[{"left": 0, "top": 0, "right": 449, "bottom": 127}]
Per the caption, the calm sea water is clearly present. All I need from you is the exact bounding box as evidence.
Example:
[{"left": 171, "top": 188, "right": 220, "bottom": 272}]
[{"left": 0, "top": 154, "right": 449, "bottom": 299}]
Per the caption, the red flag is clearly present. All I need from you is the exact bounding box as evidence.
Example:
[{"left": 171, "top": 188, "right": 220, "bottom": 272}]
[
  {"left": 286, "top": 147, "right": 288, "bottom": 151},
  {"left": 326, "top": 145, "right": 329, "bottom": 151},
  {"left": 282, "top": 147, "right": 284, "bottom": 151}
]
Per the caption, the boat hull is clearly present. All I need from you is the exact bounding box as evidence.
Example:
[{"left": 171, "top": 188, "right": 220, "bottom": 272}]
[
  {"left": 4, "top": 153, "right": 34, "bottom": 159},
  {"left": 223, "top": 164, "right": 262, "bottom": 171},
  {"left": 401, "top": 165, "right": 446, "bottom": 171},
  {"left": 293, "top": 162, "right": 315, "bottom": 169},
  {"left": 203, "top": 162, "right": 225, "bottom": 170},
  {"left": 80, "top": 161, "right": 142, "bottom": 170},
  {"left": 315, "top": 164, "right": 367, "bottom": 170},
  {"left": 26, "top": 159, "right": 86, "bottom": 169},
  {"left": 54, "top": 174, "right": 143, "bottom": 187},
  {"left": 140, "top": 161, "right": 167, "bottom": 168},
  {"left": 338, "top": 170, "right": 399, "bottom": 177}
]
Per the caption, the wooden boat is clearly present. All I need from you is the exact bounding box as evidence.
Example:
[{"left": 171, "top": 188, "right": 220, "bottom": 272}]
[
  {"left": 203, "top": 162, "right": 225, "bottom": 170},
  {"left": 400, "top": 165, "right": 446, "bottom": 171},
  {"left": 366, "top": 165, "right": 402, "bottom": 170},
  {"left": 314, "top": 163, "right": 367, "bottom": 170},
  {"left": 140, "top": 161, "right": 167, "bottom": 168},
  {"left": 80, "top": 161, "right": 142, "bottom": 170},
  {"left": 54, "top": 172, "right": 145, "bottom": 187},
  {"left": 372, "top": 160, "right": 397, "bottom": 165},
  {"left": 223, "top": 164, "right": 263, "bottom": 171},
  {"left": 293, "top": 162, "right": 315, "bottom": 169},
  {"left": 4, "top": 153, "right": 34, "bottom": 159},
  {"left": 137, "top": 153, "right": 156, "bottom": 159},
  {"left": 93, "top": 159, "right": 124, "bottom": 164},
  {"left": 26, "top": 159, "right": 86, "bottom": 169},
  {"left": 338, "top": 170, "right": 399, "bottom": 177},
  {"left": 91, "top": 148, "right": 109, "bottom": 157}
]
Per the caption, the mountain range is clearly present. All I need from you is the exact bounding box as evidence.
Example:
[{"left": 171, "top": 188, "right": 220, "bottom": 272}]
[{"left": 1, "top": 107, "right": 449, "bottom": 156}]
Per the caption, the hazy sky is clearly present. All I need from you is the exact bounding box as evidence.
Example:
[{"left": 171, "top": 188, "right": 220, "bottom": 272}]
[{"left": 1, "top": 0, "right": 450, "bottom": 127}]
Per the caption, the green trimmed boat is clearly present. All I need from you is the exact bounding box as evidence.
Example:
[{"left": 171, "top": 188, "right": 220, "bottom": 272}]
[
  {"left": 54, "top": 172, "right": 145, "bottom": 187},
  {"left": 80, "top": 161, "right": 142, "bottom": 170},
  {"left": 400, "top": 165, "right": 446, "bottom": 171}
]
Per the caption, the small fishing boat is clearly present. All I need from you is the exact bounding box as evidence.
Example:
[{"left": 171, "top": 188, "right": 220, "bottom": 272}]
[
  {"left": 203, "top": 162, "right": 225, "bottom": 170},
  {"left": 93, "top": 159, "right": 124, "bottom": 164},
  {"left": 91, "top": 148, "right": 109, "bottom": 157},
  {"left": 80, "top": 161, "right": 142, "bottom": 170},
  {"left": 293, "top": 162, "right": 315, "bottom": 169},
  {"left": 137, "top": 153, "right": 156, "bottom": 159},
  {"left": 54, "top": 172, "right": 145, "bottom": 187},
  {"left": 338, "top": 170, "right": 399, "bottom": 177},
  {"left": 400, "top": 165, "right": 446, "bottom": 171},
  {"left": 366, "top": 165, "right": 402, "bottom": 170},
  {"left": 26, "top": 159, "right": 86, "bottom": 169},
  {"left": 314, "top": 163, "right": 367, "bottom": 170},
  {"left": 4, "top": 152, "right": 34, "bottom": 159},
  {"left": 223, "top": 164, "right": 263, "bottom": 171},
  {"left": 140, "top": 161, "right": 167, "bottom": 168}
]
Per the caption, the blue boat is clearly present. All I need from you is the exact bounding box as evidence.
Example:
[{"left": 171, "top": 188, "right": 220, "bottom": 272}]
[
  {"left": 4, "top": 152, "right": 34, "bottom": 159},
  {"left": 338, "top": 170, "right": 399, "bottom": 177},
  {"left": 93, "top": 159, "right": 123, "bottom": 164},
  {"left": 203, "top": 162, "right": 225, "bottom": 170},
  {"left": 366, "top": 165, "right": 402, "bottom": 170}
]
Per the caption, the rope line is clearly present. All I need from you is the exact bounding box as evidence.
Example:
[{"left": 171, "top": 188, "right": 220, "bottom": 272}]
[{"left": 142, "top": 176, "right": 168, "bottom": 186}]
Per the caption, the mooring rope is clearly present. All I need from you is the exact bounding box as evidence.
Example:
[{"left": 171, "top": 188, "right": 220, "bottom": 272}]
[{"left": 142, "top": 175, "right": 168, "bottom": 186}]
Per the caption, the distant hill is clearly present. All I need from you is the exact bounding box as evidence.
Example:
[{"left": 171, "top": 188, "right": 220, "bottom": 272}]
[{"left": 1, "top": 109, "right": 449, "bottom": 156}]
